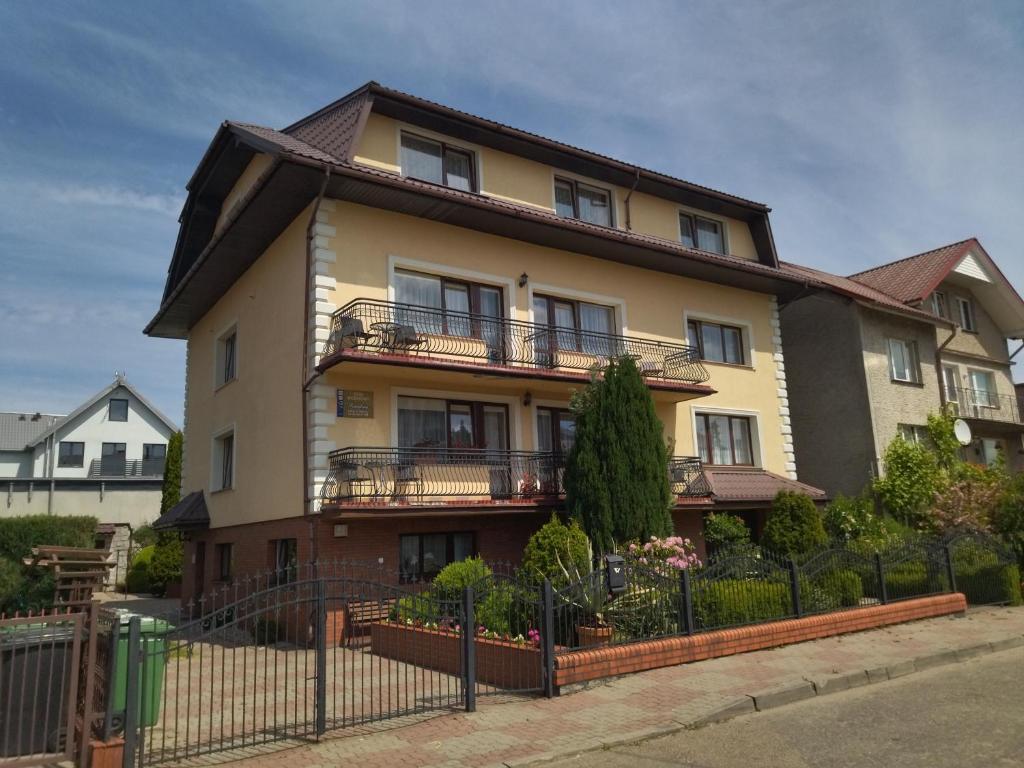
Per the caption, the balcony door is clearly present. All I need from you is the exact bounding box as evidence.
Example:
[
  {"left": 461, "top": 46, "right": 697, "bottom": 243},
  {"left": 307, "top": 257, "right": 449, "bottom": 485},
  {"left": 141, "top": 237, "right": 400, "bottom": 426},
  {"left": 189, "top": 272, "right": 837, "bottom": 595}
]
[
  {"left": 536, "top": 406, "right": 575, "bottom": 494},
  {"left": 533, "top": 294, "right": 616, "bottom": 364},
  {"left": 942, "top": 365, "right": 960, "bottom": 411}
]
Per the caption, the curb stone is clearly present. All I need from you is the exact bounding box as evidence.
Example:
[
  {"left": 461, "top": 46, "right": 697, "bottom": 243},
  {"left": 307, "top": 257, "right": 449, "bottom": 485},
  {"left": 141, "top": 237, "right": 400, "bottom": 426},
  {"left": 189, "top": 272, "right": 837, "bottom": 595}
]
[{"left": 501, "top": 639, "right": 1023, "bottom": 768}]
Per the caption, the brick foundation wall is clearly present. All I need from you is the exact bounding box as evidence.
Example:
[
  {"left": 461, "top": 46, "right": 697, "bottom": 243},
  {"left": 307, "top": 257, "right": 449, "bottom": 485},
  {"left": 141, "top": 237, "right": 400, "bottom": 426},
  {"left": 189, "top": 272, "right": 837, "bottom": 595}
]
[
  {"left": 553, "top": 593, "right": 967, "bottom": 686},
  {"left": 371, "top": 622, "right": 542, "bottom": 689}
]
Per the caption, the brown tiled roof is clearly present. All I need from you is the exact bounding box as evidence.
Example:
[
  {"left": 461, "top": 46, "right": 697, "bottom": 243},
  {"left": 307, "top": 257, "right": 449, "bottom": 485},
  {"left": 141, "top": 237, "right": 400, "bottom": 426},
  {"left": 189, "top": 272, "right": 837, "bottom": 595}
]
[
  {"left": 153, "top": 491, "right": 209, "bottom": 530},
  {"left": 228, "top": 122, "right": 341, "bottom": 165},
  {"left": 285, "top": 90, "right": 370, "bottom": 163},
  {"left": 847, "top": 238, "right": 976, "bottom": 303},
  {"left": 703, "top": 467, "right": 826, "bottom": 503},
  {"left": 285, "top": 82, "right": 770, "bottom": 212},
  {"left": 780, "top": 261, "right": 943, "bottom": 324}
]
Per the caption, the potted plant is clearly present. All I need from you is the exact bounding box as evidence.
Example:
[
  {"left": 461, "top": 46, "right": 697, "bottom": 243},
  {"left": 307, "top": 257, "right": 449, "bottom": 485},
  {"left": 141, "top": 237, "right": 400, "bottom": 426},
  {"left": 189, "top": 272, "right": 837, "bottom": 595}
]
[{"left": 556, "top": 537, "right": 613, "bottom": 647}]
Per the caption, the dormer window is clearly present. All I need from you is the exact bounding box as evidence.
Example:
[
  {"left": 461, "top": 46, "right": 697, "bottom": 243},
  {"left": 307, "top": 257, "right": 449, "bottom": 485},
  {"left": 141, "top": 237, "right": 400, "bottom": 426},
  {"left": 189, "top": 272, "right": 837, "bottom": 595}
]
[
  {"left": 679, "top": 213, "right": 725, "bottom": 255},
  {"left": 400, "top": 132, "right": 475, "bottom": 192},
  {"left": 554, "top": 178, "right": 612, "bottom": 227},
  {"left": 931, "top": 291, "right": 949, "bottom": 319}
]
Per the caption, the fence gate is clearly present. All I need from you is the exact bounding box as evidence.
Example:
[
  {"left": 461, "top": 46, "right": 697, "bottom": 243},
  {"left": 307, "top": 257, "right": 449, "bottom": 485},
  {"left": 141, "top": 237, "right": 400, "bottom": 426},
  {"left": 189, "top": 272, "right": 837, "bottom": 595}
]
[
  {"left": 0, "top": 611, "right": 85, "bottom": 768},
  {"left": 120, "top": 563, "right": 471, "bottom": 768}
]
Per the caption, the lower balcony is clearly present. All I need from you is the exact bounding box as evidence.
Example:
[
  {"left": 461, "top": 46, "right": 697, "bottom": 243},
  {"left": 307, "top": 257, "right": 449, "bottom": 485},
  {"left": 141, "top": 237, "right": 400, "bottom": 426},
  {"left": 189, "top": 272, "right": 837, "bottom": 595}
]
[
  {"left": 946, "top": 387, "right": 1023, "bottom": 427},
  {"left": 321, "top": 447, "right": 709, "bottom": 513}
]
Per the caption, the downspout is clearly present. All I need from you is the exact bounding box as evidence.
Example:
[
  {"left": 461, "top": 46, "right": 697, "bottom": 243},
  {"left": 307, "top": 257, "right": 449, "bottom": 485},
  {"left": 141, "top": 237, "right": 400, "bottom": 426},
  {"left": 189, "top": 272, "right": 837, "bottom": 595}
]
[
  {"left": 302, "top": 167, "right": 331, "bottom": 564},
  {"left": 47, "top": 434, "right": 55, "bottom": 515},
  {"left": 936, "top": 324, "right": 958, "bottom": 408},
  {"left": 623, "top": 168, "right": 640, "bottom": 232}
]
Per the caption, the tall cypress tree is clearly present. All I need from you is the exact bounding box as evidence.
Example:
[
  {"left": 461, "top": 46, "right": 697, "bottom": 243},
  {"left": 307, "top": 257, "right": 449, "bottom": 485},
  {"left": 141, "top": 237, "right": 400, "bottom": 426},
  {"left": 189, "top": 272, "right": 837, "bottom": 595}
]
[
  {"left": 160, "top": 431, "right": 183, "bottom": 516},
  {"left": 564, "top": 357, "right": 673, "bottom": 552}
]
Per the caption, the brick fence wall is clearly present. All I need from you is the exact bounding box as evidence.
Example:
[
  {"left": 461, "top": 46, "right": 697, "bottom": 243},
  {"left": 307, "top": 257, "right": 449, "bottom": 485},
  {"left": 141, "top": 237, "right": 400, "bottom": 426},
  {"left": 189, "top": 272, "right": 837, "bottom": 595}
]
[{"left": 553, "top": 593, "right": 967, "bottom": 687}]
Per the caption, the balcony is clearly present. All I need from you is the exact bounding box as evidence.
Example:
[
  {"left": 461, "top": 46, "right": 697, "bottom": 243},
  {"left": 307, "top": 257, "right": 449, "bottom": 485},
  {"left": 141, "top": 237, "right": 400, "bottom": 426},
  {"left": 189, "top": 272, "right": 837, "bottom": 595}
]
[
  {"left": 320, "top": 299, "right": 711, "bottom": 389},
  {"left": 321, "top": 447, "right": 709, "bottom": 510},
  {"left": 87, "top": 459, "right": 166, "bottom": 478},
  {"left": 946, "top": 387, "right": 1023, "bottom": 427}
]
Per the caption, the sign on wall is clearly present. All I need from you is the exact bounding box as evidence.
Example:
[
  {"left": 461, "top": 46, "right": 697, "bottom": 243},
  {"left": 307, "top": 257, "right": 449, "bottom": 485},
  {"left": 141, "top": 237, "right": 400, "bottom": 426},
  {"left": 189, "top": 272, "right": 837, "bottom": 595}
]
[{"left": 336, "top": 389, "right": 373, "bottom": 418}]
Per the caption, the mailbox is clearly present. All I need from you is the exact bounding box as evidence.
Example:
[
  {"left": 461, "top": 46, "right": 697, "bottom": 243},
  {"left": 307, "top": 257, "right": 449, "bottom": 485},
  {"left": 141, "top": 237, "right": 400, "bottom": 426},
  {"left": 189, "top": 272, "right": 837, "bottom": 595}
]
[{"left": 605, "top": 554, "right": 627, "bottom": 594}]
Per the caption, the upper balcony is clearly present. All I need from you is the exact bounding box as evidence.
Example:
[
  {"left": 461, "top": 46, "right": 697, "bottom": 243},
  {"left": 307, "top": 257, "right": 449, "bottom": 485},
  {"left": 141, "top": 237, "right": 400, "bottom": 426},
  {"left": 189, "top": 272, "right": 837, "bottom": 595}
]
[
  {"left": 87, "top": 459, "right": 166, "bottom": 478},
  {"left": 320, "top": 447, "right": 710, "bottom": 515},
  {"left": 947, "top": 386, "right": 1024, "bottom": 429},
  {"left": 319, "top": 299, "right": 712, "bottom": 397}
]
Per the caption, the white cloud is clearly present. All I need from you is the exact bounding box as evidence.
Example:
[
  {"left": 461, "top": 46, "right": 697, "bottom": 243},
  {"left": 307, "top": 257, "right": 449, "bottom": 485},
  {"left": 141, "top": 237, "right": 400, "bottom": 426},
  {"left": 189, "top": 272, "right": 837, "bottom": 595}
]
[{"left": 39, "top": 183, "right": 183, "bottom": 217}]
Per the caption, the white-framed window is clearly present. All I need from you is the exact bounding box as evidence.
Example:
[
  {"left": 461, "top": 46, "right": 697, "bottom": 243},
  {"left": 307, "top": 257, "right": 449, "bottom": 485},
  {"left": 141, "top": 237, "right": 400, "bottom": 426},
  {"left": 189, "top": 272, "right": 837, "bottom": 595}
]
[
  {"left": 931, "top": 291, "right": 949, "bottom": 319},
  {"left": 887, "top": 338, "right": 921, "bottom": 384},
  {"left": 898, "top": 424, "right": 929, "bottom": 444},
  {"left": 553, "top": 177, "right": 613, "bottom": 227},
  {"left": 955, "top": 296, "right": 976, "bottom": 332},
  {"left": 968, "top": 369, "right": 997, "bottom": 408},
  {"left": 212, "top": 429, "right": 235, "bottom": 491},
  {"left": 679, "top": 212, "right": 726, "bottom": 254},
  {"left": 215, "top": 326, "right": 237, "bottom": 388},
  {"left": 400, "top": 132, "right": 475, "bottom": 192},
  {"left": 942, "top": 365, "right": 961, "bottom": 404}
]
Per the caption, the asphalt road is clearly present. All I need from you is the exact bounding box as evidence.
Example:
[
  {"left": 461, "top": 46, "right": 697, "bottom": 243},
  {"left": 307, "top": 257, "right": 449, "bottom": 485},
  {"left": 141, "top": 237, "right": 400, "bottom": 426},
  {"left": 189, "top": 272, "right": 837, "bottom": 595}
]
[{"left": 549, "top": 648, "right": 1024, "bottom": 768}]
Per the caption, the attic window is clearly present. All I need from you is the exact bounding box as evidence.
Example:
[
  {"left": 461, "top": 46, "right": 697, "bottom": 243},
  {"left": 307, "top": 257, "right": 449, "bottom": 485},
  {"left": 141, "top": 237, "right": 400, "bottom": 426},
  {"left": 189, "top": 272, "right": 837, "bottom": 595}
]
[
  {"left": 109, "top": 399, "right": 128, "bottom": 422},
  {"left": 400, "top": 132, "right": 475, "bottom": 192},
  {"left": 680, "top": 213, "right": 725, "bottom": 255},
  {"left": 554, "top": 178, "right": 612, "bottom": 227}
]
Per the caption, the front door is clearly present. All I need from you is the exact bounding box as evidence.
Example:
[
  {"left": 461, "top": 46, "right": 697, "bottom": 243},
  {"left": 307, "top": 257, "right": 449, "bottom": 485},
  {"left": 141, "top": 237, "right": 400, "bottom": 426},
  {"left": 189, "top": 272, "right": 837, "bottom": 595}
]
[{"left": 193, "top": 541, "right": 206, "bottom": 598}]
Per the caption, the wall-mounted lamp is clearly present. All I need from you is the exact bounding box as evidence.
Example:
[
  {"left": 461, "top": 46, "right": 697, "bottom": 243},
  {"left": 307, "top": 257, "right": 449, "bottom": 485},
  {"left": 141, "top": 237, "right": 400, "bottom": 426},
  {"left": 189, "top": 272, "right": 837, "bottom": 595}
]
[
  {"left": 522, "top": 391, "right": 532, "bottom": 406},
  {"left": 518, "top": 273, "right": 529, "bottom": 288}
]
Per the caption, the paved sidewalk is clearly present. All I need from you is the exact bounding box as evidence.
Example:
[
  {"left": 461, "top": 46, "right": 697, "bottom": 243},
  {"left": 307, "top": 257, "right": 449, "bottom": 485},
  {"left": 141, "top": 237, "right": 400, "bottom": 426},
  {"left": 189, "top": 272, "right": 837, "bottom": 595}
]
[{"left": 232, "top": 606, "right": 1024, "bottom": 768}]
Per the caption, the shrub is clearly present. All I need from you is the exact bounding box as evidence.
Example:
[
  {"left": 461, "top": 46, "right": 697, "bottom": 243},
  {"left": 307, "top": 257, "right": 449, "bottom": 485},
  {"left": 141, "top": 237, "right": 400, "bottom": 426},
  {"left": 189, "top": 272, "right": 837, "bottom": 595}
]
[
  {"left": 693, "top": 580, "right": 792, "bottom": 629},
  {"left": 703, "top": 513, "right": 750, "bottom": 553},
  {"left": 430, "top": 557, "right": 492, "bottom": 604},
  {"left": 147, "top": 533, "right": 183, "bottom": 597},
  {"left": 802, "top": 569, "right": 864, "bottom": 612},
  {"left": 957, "top": 564, "right": 1023, "bottom": 606},
  {"left": 873, "top": 437, "right": 944, "bottom": 527},
  {"left": 882, "top": 562, "right": 946, "bottom": 599},
  {"left": 392, "top": 593, "right": 442, "bottom": 625},
  {"left": 826, "top": 569, "right": 864, "bottom": 607},
  {"left": 521, "top": 514, "right": 590, "bottom": 586},
  {"left": 991, "top": 473, "right": 1024, "bottom": 569},
  {"left": 0, "top": 559, "right": 25, "bottom": 613},
  {"left": 823, "top": 495, "right": 884, "bottom": 542},
  {"left": 762, "top": 492, "right": 827, "bottom": 558},
  {"left": 125, "top": 545, "right": 156, "bottom": 594},
  {"left": 132, "top": 525, "right": 158, "bottom": 549}
]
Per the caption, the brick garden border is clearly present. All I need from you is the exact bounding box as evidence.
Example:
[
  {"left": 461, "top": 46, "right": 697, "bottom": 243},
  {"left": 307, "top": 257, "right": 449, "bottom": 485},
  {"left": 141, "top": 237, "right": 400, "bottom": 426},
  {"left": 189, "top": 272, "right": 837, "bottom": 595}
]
[{"left": 553, "top": 593, "right": 967, "bottom": 686}]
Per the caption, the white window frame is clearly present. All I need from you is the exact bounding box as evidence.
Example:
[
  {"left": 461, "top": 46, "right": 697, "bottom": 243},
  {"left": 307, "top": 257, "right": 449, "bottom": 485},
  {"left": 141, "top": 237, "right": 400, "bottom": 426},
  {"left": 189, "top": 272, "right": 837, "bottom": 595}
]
[
  {"left": 942, "top": 364, "right": 961, "bottom": 404},
  {"left": 887, "top": 338, "right": 921, "bottom": 384},
  {"left": 211, "top": 424, "right": 236, "bottom": 492},
  {"left": 689, "top": 406, "right": 765, "bottom": 468},
  {"left": 955, "top": 296, "right": 977, "bottom": 332},
  {"left": 897, "top": 424, "right": 929, "bottom": 444},
  {"left": 214, "top": 322, "right": 238, "bottom": 389},
  {"left": 683, "top": 311, "right": 755, "bottom": 369},
  {"left": 967, "top": 368, "right": 997, "bottom": 409},
  {"left": 678, "top": 208, "right": 729, "bottom": 255},
  {"left": 931, "top": 291, "right": 949, "bottom": 319}
]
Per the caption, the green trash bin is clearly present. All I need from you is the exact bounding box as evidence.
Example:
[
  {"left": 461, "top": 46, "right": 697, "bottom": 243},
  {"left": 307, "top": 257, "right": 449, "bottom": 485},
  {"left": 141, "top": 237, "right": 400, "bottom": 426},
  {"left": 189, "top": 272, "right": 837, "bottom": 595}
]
[{"left": 111, "top": 613, "right": 173, "bottom": 729}]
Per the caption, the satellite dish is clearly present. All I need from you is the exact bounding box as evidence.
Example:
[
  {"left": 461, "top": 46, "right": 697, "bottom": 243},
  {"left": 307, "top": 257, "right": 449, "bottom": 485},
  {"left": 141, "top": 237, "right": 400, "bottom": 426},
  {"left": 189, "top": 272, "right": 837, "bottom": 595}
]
[{"left": 953, "top": 419, "right": 973, "bottom": 446}]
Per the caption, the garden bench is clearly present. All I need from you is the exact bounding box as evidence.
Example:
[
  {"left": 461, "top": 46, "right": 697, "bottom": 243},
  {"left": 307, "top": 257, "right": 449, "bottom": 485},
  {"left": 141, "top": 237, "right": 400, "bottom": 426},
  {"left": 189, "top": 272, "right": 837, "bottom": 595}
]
[{"left": 342, "top": 597, "right": 397, "bottom": 644}]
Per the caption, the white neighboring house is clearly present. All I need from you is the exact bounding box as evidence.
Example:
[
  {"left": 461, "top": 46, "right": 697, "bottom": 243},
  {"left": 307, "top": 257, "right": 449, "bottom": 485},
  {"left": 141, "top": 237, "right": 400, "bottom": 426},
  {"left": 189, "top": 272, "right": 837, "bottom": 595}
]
[{"left": 0, "top": 375, "right": 178, "bottom": 540}]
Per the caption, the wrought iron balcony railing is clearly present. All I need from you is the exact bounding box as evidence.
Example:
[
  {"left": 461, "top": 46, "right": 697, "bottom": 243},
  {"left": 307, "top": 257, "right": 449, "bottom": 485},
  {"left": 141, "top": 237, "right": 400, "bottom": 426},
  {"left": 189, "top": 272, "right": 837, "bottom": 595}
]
[
  {"left": 945, "top": 386, "right": 1023, "bottom": 424},
  {"left": 87, "top": 459, "right": 166, "bottom": 478},
  {"left": 322, "top": 299, "right": 710, "bottom": 384},
  {"left": 321, "top": 447, "right": 709, "bottom": 505}
]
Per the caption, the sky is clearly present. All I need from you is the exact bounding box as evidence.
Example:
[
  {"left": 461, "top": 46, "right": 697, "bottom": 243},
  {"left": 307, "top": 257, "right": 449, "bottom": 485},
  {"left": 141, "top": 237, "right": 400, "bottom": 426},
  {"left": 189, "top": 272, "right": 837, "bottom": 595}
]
[{"left": 1, "top": 1, "right": 1022, "bottom": 424}]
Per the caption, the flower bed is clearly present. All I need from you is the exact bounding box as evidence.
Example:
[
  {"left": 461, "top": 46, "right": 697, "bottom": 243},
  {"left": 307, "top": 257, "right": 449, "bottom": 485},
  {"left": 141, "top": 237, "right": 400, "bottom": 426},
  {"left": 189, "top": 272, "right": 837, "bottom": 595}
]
[{"left": 370, "top": 621, "right": 543, "bottom": 690}]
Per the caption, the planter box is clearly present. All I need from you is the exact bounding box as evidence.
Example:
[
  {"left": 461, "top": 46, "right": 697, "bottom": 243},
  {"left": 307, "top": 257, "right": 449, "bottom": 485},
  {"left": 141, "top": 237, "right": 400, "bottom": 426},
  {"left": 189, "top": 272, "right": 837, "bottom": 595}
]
[{"left": 370, "top": 622, "right": 542, "bottom": 690}]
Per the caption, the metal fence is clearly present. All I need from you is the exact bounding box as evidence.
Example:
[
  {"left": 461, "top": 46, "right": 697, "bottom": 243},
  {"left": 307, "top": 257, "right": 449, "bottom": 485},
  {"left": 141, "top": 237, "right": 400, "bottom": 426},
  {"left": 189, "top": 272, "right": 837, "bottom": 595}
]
[
  {"left": 103, "top": 531, "right": 1018, "bottom": 767},
  {"left": 322, "top": 298, "right": 710, "bottom": 384}
]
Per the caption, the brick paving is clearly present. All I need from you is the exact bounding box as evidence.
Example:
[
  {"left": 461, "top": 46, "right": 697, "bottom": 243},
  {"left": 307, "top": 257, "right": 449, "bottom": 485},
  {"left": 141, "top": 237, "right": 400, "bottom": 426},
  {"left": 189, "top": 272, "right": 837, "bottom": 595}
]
[{"left": 160, "top": 606, "right": 1024, "bottom": 768}]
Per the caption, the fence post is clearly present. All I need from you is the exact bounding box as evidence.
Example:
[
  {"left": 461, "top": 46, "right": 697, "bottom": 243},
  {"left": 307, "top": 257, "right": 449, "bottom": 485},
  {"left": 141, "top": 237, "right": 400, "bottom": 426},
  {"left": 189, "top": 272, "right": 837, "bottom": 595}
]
[
  {"left": 875, "top": 553, "right": 888, "bottom": 605},
  {"left": 541, "top": 579, "right": 556, "bottom": 698},
  {"left": 463, "top": 586, "right": 476, "bottom": 712},
  {"left": 944, "top": 545, "right": 958, "bottom": 594},
  {"left": 80, "top": 599, "right": 101, "bottom": 768},
  {"left": 314, "top": 579, "right": 327, "bottom": 737},
  {"left": 121, "top": 616, "right": 141, "bottom": 768},
  {"left": 679, "top": 568, "right": 694, "bottom": 636},
  {"left": 788, "top": 559, "right": 802, "bottom": 619}
]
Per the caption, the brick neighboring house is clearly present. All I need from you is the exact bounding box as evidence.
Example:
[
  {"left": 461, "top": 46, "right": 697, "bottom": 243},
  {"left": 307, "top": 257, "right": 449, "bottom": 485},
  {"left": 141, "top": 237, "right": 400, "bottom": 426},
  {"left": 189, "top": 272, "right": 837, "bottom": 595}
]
[
  {"left": 782, "top": 239, "right": 1024, "bottom": 498},
  {"left": 148, "top": 82, "right": 824, "bottom": 602}
]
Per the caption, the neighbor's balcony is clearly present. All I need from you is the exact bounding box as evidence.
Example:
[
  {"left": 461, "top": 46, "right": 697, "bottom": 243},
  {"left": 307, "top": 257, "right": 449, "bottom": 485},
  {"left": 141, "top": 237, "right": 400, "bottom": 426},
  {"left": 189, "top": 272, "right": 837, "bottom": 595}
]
[
  {"left": 321, "top": 447, "right": 709, "bottom": 509},
  {"left": 320, "top": 299, "right": 711, "bottom": 387},
  {"left": 87, "top": 459, "right": 166, "bottom": 478},
  {"left": 946, "top": 387, "right": 1023, "bottom": 425}
]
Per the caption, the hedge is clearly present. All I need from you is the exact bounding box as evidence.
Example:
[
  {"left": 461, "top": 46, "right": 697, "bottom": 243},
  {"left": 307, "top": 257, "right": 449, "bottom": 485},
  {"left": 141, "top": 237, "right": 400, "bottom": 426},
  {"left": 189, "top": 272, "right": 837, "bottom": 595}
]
[
  {"left": 957, "top": 563, "right": 1022, "bottom": 606},
  {"left": 126, "top": 546, "right": 156, "bottom": 594},
  {"left": 0, "top": 515, "right": 98, "bottom": 613},
  {"left": 694, "top": 580, "right": 792, "bottom": 630}
]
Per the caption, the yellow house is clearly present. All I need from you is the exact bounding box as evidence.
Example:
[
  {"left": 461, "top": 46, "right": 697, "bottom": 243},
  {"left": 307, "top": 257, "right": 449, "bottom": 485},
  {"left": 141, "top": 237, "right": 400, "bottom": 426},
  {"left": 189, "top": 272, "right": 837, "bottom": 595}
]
[{"left": 147, "top": 82, "right": 824, "bottom": 598}]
